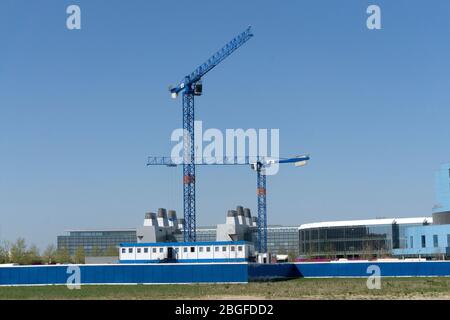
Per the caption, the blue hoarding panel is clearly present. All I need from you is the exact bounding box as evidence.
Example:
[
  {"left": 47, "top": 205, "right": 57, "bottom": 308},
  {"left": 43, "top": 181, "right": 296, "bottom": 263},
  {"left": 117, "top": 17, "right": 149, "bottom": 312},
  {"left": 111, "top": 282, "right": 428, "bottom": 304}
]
[
  {"left": 248, "top": 263, "right": 300, "bottom": 281},
  {"left": 295, "top": 261, "right": 450, "bottom": 277},
  {"left": 2, "top": 261, "right": 450, "bottom": 286},
  {"left": 0, "top": 263, "right": 248, "bottom": 286}
]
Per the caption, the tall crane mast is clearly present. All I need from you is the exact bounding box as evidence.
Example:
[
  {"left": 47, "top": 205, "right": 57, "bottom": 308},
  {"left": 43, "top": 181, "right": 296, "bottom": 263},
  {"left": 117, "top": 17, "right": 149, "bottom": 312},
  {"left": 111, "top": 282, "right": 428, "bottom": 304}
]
[
  {"left": 168, "top": 27, "right": 254, "bottom": 242},
  {"left": 147, "top": 155, "right": 310, "bottom": 253}
]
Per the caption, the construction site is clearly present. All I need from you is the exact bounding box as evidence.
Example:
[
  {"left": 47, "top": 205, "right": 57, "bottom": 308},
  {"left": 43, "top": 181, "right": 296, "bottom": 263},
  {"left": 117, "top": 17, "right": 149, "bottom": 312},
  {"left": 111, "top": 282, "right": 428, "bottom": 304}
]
[
  {"left": 2, "top": 25, "right": 450, "bottom": 288},
  {"left": 2, "top": 4, "right": 450, "bottom": 310}
]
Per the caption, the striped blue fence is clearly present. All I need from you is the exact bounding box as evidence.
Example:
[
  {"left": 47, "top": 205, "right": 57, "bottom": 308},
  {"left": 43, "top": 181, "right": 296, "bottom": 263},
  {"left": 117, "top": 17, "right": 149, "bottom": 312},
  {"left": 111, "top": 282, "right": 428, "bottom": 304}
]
[
  {"left": 247, "top": 263, "right": 300, "bottom": 281},
  {"left": 1, "top": 261, "right": 450, "bottom": 286},
  {"left": 0, "top": 263, "right": 248, "bottom": 286},
  {"left": 295, "top": 261, "right": 450, "bottom": 277}
]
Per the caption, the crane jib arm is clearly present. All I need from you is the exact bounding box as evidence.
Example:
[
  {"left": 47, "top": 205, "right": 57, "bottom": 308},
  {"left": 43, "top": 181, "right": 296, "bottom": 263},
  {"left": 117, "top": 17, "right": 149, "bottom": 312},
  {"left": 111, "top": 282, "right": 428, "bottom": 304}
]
[{"left": 170, "top": 27, "right": 254, "bottom": 96}]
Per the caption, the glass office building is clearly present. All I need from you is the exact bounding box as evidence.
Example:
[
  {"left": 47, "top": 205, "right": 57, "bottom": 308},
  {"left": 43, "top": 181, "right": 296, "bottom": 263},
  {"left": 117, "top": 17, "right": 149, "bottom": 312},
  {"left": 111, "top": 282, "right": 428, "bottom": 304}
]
[
  {"left": 58, "top": 225, "right": 299, "bottom": 257},
  {"left": 393, "top": 224, "right": 450, "bottom": 258},
  {"left": 174, "top": 226, "right": 300, "bottom": 255},
  {"left": 266, "top": 226, "right": 300, "bottom": 256},
  {"left": 57, "top": 229, "right": 137, "bottom": 256},
  {"left": 298, "top": 218, "right": 432, "bottom": 259},
  {"left": 174, "top": 226, "right": 216, "bottom": 242},
  {"left": 58, "top": 219, "right": 440, "bottom": 259},
  {"left": 433, "top": 163, "right": 450, "bottom": 224}
]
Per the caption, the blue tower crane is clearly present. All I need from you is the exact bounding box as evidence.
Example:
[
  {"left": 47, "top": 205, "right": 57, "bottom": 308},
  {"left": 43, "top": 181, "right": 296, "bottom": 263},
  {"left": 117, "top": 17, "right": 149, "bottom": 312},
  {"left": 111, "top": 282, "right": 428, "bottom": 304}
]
[
  {"left": 168, "top": 27, "right": 254, "bottom": 242},
  {"left": 147, "top": 155, "right": 310, "bottom": 253}
]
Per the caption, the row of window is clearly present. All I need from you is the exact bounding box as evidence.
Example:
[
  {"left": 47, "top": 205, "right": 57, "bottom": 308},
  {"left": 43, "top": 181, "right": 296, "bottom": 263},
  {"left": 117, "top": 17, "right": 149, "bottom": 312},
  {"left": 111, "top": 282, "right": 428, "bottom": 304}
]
[
  {"left": 300, "top": 239, "right": 390, "bottom": 254},
  {"left": 121, "top": 245, "right": 244, "bottom": 254},
  {"left": 409, "top": 234, "right": 450, "bottom": 248}
]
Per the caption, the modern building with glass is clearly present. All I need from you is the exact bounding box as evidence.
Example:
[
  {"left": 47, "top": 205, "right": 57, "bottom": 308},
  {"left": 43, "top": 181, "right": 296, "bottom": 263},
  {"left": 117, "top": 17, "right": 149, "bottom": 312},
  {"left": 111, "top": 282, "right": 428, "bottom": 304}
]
[
  {"left": 57, "top": 229, "right": 137, "bottom": 256},
  {"left": 298, "top": 217, "right": 432, "bottom": 259},
  {"left": 432, "top": 163, "right": 450, "bottom": 223},
  {"left": 58, "top": 225, "right": 300, "bottom": 257},
  {"left": 297, "top": 163, "right": 450, "bottom": 259},
  {"left": 392, "top": 224, "right": 450, "bottom": 258},
  {"left": 175, "top": 225, "right": 300, "bottom": 256},
  {"left": 390, "top": 163, "right": 450, "bottom": 258},
  {"left": 266, "top": 226, "right": 300, "bottom": 256},
  {"left": 174, "top": 226, "right": 216, "bottom": 243},
  {"left": 57, "top": 163, "right": 450, "bottom": 260}
]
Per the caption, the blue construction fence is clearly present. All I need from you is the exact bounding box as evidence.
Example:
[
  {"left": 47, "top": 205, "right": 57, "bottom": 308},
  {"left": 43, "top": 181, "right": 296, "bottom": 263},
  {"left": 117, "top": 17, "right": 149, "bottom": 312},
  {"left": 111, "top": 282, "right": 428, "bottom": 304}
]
[
  {"left": 1, "top": 261, "right": 450, "bottom": 286},
  {"left": 0, "top": 263, "right": 248, "bottom": 286},
  {"left": 247, "top": 261, "right": 450, "bottom": 280},
  {"left": 295, "top": 261, "right": 450, "bottom": 278}
]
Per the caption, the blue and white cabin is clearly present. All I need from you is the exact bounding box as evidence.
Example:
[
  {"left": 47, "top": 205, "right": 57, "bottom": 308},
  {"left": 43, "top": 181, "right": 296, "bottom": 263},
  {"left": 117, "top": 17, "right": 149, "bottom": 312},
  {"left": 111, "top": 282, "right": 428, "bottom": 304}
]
[{"left": 119, "top": 241, "right": 255, "bottom": 263}]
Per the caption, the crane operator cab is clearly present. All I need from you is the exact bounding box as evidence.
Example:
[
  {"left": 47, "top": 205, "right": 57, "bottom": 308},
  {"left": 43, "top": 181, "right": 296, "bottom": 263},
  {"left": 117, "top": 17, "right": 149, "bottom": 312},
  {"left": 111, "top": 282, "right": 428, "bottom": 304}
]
[
  {"left": 193, "top": 81, "right": 203, "bottom": 96},
  {"left": 250, "top": 161, "right": 263, "bottom": 171}
]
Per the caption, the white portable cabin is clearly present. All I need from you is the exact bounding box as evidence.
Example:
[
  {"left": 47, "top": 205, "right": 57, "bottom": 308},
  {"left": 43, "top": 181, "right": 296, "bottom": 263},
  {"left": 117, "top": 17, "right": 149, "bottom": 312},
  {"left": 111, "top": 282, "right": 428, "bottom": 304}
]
[{"left": 119, "top": 241, "right": 254, "bottom": 263}]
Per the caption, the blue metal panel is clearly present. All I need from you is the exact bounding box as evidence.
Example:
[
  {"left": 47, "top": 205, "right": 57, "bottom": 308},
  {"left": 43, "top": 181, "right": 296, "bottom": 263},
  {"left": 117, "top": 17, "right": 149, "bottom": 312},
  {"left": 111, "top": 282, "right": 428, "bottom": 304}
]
[
  {"left": 5, "top": 261, "right": 450, "bottom": 286},
  {"left": 10, "top": 268, "right": 19, "bottom": 284},
  {"left": 295, "top": 261, "right": 450, "bottom": 277},
  {"left": 233, "top": 264, "right": 249, "bottom": 283},
  {"left": 7, "top": 263, "right": 223, "bottom": 285},
  {"left": 0, "top": 268, "right": 10, "bottom": 285},
  {"left": 46, "top": 266, "right": 54, "bottom": 284},
  {"left": 193, "top": 264, "right": 205, "bottom": 283},
  {"left": 81, "top": 266, "right": 93, "bottom": 284},
  {"left": 169, "top": 265, "right": 183, "bottom": 283},
  {"left": 106, "top": 265, "right": 117, "bottom": 283},
  {"left": 141, "top": 263, "right": 152, "bottom": 283},
  {"left": 115, "top": 265, "right": 126, "bottom": 283},
  {"left": 130, "top": 265, "right": 140, "bottom": 284},
  {"left": 28, "top": 268, "right": 36, "bottom": 284},
  {"left": 248, "top": 263, "right": 300, "bottom": 281}
]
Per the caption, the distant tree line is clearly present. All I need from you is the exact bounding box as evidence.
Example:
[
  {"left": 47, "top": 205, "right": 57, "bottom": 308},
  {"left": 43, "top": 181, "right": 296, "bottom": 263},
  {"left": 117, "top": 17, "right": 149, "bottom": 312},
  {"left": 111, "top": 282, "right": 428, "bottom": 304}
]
[{"left": 0, "top": 238, "right": 118, "bottom": 265}]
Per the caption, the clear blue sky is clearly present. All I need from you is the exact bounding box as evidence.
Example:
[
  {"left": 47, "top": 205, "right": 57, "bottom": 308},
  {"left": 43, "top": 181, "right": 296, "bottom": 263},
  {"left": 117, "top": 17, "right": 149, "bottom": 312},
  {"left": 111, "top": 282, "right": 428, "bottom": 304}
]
[{"left": 1, "top": 0, "right": 450, "bottom": 249}]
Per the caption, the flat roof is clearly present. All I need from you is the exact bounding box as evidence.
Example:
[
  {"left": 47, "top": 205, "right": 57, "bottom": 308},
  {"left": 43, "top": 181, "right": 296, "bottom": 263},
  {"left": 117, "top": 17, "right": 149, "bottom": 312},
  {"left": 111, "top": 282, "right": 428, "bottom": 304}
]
[
  {"left": 298, "top": 217, "right": 432, "bottom": 230},
  {"left": 120, "top": 241, "right": 251, "bottom": 247},
  {"left": 65, "top": 228, "right": 137, "bottom": 233}
]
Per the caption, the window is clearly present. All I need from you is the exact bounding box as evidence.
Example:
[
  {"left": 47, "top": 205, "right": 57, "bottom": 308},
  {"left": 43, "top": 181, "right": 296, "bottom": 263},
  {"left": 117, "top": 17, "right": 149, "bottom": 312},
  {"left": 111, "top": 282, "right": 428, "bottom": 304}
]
[
  {"left": 238, "top": 246, "right": 243, "bottom": 252},
  {"left": 199, "top": 247, "right": 203, "bottom": 252},
  {"left": 144, "top": 248, "right": 148, "bottom": 253},
  {"left": 121, "top": 248, "right": 126, "bottom": 253},
  {"left": 206, "top": 247, "right": 211, "bottom": 252},
  {"left": 152, "top": 248, "right": 156, "bottom": 253},
  {"left": 230, "top": 246, "right": 235, "bottom": 252},
  {"left": 215, "top": 246, "right": 219, "bottom": 252},
  {"left": 159, "top": 247, "right": 163, "bottom": 253},
  {"left": 190, "top": 247, "right": 195, "bottom": 253},
  {"left": 128, "top": 248, "right": 133, "bottom": 253},
  {"left": 433, "top": 235, "right": 439, "bottom": 248},
  {"left": 222, "top": 246, "right": 227, "bottom": 252},
  {"left": 421, "top": 235, "right": 426, "bottom": 248},
  {"left": 410, "top": 236, "right": 413, "bottom": 248},
  {"left": 183, "top": 247, "right": 188, "bottom": 253},
  {"left": 137, "top": 248, "right": 141, "bottom": 253}
]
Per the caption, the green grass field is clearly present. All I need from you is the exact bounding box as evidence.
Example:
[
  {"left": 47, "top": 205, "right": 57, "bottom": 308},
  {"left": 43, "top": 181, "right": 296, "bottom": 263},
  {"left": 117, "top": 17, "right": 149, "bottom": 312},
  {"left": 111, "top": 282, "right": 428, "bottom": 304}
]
[{"left": 0, "top": 277, "right": 449, "bottom": 299}]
